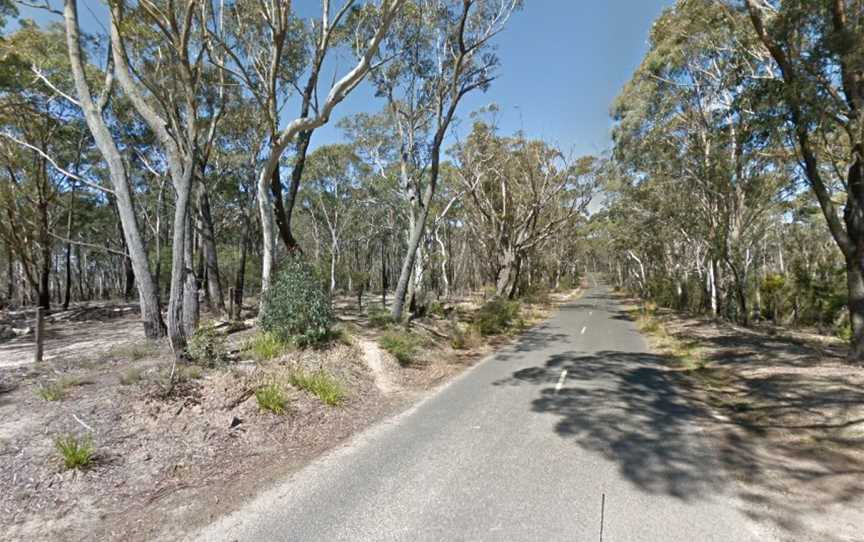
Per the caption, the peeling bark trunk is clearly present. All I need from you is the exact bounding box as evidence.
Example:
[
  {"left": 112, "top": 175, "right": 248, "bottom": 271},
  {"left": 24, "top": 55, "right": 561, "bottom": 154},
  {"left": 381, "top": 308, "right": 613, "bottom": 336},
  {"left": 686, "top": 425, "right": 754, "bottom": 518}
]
[{"left": 63, "top": 0, "right": 165, "bottom": 338}]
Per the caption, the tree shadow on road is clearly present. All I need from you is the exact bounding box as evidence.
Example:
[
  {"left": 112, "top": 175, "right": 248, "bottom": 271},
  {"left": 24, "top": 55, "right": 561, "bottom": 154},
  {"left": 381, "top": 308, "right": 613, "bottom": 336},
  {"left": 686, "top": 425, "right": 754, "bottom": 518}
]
[{"left": 493, "top": 349, "right": 864, "bottom": 541}]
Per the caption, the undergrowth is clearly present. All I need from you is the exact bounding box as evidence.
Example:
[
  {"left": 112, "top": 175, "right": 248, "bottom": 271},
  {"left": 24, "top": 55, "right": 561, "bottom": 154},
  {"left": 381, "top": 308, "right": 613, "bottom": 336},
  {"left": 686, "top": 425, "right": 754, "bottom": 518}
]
[
  {"left": 255, "top": 382, "right": 287, "bottom": 414},
  {"left": 288, "top": 369, "right": 345, "bottom": 406},
  {"left": 54, "top": 434, "right": 95, "bottom": 470},
  {"left": 378, "top": 329, "right": 421, "bottom": 365}
]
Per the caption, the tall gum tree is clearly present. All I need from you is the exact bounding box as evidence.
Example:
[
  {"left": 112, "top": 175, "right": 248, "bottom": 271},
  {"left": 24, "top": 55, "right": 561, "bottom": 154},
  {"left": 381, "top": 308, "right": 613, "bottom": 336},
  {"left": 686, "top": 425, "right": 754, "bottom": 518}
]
[
  {"left": 744, "top": 0, "right": 864, "bottom": 358},
  {"left": 62, "top": 0, "right": 167, "bottom": 338},
  {"left": 382, "top": 0, "right": 520, "bottom": 321},
  {"left": 206, "top": 0, "right": 407, "bottom": 302}
]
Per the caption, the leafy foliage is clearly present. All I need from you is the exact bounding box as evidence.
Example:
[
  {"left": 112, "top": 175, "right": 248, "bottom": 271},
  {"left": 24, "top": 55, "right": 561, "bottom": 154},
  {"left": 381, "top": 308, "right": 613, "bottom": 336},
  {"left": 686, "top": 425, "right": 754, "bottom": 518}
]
[
  {"left": 260, "top": 256, "right": 334, "bottom": 346},
  {"left": 186, "top": 325, "right": 228, "bottom": 366},
  {"left": 473, "top": 297, "right": 522, "bottom": 336}
]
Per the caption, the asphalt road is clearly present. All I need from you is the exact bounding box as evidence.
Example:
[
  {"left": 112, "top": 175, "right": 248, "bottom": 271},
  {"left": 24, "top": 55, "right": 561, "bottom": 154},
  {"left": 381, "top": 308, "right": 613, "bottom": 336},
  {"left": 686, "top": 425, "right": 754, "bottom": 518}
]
[{"left": 193, "top": 285, "right": 770, "bottom": 541}]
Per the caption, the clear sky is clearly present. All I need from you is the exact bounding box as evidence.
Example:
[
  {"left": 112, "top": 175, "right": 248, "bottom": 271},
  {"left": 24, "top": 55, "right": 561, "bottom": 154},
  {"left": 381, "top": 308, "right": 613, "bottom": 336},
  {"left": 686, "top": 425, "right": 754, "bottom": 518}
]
[
  {"left": 305, "top": 0, "right": 675, "bottom": 157},
  {"left": 13, "top": 0, "right": 674, "bottom": 157}
]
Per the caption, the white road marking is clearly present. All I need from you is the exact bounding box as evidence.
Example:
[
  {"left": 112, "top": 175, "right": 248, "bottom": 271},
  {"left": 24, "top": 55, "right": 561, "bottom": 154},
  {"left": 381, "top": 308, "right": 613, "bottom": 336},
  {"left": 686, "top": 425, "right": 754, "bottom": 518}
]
[
  {"left": 589, "top": 311, "right": 593, "bottom": 316},
  {"left": 580, "top": 326, "right": 587, "bottom": 334},
  {"left": 554, "top": 369, "right": 568, "bottom": 393}
]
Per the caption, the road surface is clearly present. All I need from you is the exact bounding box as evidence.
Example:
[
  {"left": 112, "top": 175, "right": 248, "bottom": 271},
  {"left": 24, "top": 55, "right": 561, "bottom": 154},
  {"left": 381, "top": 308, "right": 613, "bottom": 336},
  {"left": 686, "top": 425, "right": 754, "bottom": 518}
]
[{"left": 193, "top": 285, "right": 770, "bottom": 541}]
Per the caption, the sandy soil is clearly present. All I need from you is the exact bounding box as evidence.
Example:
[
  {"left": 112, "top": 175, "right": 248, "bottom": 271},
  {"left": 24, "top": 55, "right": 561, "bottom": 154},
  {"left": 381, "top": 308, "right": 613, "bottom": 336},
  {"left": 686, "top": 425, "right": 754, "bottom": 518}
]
[{"left": 0, "top": 291, "right": 568, "bottom": 541}]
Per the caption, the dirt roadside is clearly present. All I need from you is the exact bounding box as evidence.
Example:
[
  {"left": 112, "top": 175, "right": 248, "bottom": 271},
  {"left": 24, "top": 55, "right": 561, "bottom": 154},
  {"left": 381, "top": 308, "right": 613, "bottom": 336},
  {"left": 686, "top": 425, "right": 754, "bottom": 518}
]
[
  {"left": 622, "top": 297, "right": 864, "bottom": 542},
  {"left": 0, "top": 290, "right": 580, "bottom": 541}
]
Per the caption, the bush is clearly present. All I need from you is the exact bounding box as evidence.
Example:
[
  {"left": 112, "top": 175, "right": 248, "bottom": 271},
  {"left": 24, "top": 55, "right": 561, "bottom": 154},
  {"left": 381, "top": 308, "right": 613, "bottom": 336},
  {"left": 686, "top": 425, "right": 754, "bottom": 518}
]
[
  {"left": 449, "top": 322, "right": 480, "bottom": 350},
  {"left": 186, "top": 325, "right": 228, "bottom": 366},
  {"left": 255, "top": 382, "right": 287, "bottom": 414},
  {"left": 54, "top": 434, "right": 94, "bottom": 470},
  {"left": 428, "top": 301, "right": 446, "bottom": 318},
  {"left": 368, "top": 307, "right": 394, "bottom": 328},
  {"left": 288, "top": 369, "right": 345, "bottom": 406},
  {"left": 36, "top": 382, "right": 65, "bottom": 401},
  {"left": 247, "top": 331, "right": 289, "bottom": 361},
  {"left": 378, "top": 329, "right": 420, "bottom": 365},
  {"left": 473, "top": 297, "right": 521, "bottom": 336},
  {"left": 260, "top": 256, "right": 333, "bottom": 346}
]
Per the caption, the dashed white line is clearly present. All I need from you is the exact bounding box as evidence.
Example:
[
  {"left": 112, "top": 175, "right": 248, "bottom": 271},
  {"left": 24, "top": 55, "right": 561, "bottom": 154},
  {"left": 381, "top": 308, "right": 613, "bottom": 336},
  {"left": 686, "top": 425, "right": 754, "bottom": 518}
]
[
  {"left": 554, "top": 369, "right": 568, "bottom": 393},
  {"left": 580, "top": 326, "right": 587, "bottom": 334}
]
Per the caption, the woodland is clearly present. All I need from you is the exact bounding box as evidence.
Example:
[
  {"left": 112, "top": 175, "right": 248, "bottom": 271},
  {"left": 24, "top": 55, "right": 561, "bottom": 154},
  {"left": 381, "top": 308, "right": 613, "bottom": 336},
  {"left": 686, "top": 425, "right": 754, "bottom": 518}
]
[{"left": 0, "top": 1, "right": 863, "bottom": 539}]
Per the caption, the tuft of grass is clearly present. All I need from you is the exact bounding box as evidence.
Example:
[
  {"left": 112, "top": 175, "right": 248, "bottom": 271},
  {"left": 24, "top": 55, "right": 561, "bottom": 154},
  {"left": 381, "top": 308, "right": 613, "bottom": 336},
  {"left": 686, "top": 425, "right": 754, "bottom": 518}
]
[
  {"left": 247, "top": 331, "right": 289, "bottom": 361},
  {"left": 54, "top": 434, "right": 95, "bottom": 470},
  {"left": 327, "top": 325, "right": 353, "bottom": 346},
  {"left": 288, "top": 369, "right": 345, "bottom": 406},
  {"left": 35, "top": 376, "right": 84, "bottom": 401},
  {"left": 368, "top": 308, "right": 395, "bottom": 328},
  {"left": 378, "top": 329, "right": 420, "bottom": 365},
  {"left": 255, "top": 382, "right": 287, "bottom": 414},
  {"left": 119, "top": 367, "right": 144, "bottom": 385},
  {"left": 449, "top": 322, "right": 481, "bottom": 350},
  {"left": 36, "top": 382, "right": 66, "bottom": 401},
  {"left": 104, "top": 342, "right": 158, "bottom": 362}
]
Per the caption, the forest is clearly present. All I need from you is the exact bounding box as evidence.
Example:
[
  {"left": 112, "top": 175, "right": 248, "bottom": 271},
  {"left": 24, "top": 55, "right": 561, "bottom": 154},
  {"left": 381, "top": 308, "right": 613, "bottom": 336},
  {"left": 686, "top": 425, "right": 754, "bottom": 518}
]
[{"left": 0, "top": 1, "right": 863, "bottom": 540}]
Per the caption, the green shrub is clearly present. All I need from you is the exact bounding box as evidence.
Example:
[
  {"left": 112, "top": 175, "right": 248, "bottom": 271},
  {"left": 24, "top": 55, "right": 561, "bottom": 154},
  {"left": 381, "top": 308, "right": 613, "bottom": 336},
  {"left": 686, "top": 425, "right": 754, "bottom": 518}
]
[
  {"left": 378, "top": 329, "right": 420, "bottom": 365},
  {"left": 186, "top": 325, "right": 228, "bottom": 366},
  {"left": 260, "top": 256, "right": 333, "bottom": 346},
  {"left": 36, "top": 382, "right": 65, "bottom": 401},
  {"left": 288, "top": 369, "right": 345, "bottom": 406},
  {"left": 255, "top": 382, "right": 287, "bottom": 414},
  {"left": 247, "top": 331, "right": 289, "bottom": 361},
  {"left": 428, "top": 301, "right": 446, "bottom": 318},
  {"left": 473, "top": 297, "right": 521, "bottom": 336},
  {"left": 368, "top": 307, "right": 394, "bottom": 328},
  {"left": 54, "top": 434, "right": 94, "bottom": 470}
]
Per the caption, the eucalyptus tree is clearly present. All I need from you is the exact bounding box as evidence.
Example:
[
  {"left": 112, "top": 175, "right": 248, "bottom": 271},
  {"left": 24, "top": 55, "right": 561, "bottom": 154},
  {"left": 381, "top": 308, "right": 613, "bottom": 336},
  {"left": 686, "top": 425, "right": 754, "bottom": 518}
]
[
  {"left": 743, "top": 0, "right": 864, "bottom": 358},
  {"left": 206, "top": 0, "right": 406, "bottom": 302},
  {"left": 301, "top": 143, "right": 366, "bottom": 292},
  {"left": 612, "top": 0, "right": 785, "bottom": 324},
  {"left": 454, "top": 120, "right": 594, "bottom": 298},
  {"left": 60, "top": 0, "right": 167, "bottom": 338},
  {"left": 376, "top": 0, "right": 520, "bottom": 320}
]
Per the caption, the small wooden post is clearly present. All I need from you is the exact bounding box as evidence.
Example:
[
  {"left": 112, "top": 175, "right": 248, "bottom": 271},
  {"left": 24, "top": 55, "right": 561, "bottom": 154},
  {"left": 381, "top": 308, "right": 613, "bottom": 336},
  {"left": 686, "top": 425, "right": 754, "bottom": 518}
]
[
  {"left": 228, "top": 287, "right": 235, "bottom": 321},
  {"left": 34, "top": 307, "right": 45, "bottom": 363}
]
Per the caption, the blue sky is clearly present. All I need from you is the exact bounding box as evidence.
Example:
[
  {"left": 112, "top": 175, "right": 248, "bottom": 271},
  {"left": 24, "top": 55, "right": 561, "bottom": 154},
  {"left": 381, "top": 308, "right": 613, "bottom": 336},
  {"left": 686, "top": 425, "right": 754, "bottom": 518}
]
[{"left": 13, "top": 0, "right": 673, "bottom": 157}]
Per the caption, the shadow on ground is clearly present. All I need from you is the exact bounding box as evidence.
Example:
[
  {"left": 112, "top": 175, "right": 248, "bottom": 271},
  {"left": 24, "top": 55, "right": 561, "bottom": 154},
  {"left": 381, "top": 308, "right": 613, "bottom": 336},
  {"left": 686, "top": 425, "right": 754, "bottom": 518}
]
[{"left": 494, "top": 344, "right": 864, "bottom": 541}]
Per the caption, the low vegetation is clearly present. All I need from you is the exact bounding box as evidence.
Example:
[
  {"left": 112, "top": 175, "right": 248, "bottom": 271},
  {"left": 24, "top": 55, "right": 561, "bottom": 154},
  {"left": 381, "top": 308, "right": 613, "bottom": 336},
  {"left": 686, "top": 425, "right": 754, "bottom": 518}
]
[
  {"left": 378, "top": 329, "right": 421, "bottom": 365},
  {"left": 255, "top": 382, "right": 288, "bottom": 415},
  {"left": 368, "top": 308, "right": 395, "bottom": 328},
  {"left": 288, "top": 369, "right": 346, "bottom": 406},
  {"left": 246, "top": 331, "right": 290, "bottom": 361},
  {"left": 260, "top": 257, "right": 333, "bottom": 346},
  {"left": 118, "top": 367, "right": 144, "bottom": 386},
  {"left": 635, "top": 305, "right": 707, "bottom": 373},
  {"left": 54, "top": 434, "right": 95, "bottom": 470},
  {"left": 473, "top": 297, "right": 522, "bottom": 336},
  {"left": 186, "top": 325, "right": 229, "bottom": 366}
]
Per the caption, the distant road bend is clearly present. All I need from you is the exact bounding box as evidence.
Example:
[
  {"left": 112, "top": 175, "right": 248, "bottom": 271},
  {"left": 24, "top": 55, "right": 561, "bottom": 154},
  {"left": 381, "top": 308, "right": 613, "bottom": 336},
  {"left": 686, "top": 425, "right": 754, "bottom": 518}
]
[{"left": 194, "top": 285, "right": 769, "bottom": 541}]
